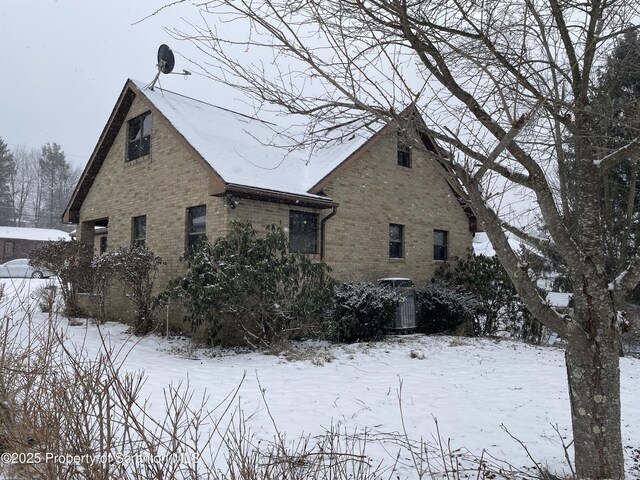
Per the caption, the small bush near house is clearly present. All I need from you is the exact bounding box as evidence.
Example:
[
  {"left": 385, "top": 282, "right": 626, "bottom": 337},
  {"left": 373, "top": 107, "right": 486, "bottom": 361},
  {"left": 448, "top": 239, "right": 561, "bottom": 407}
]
[
  {"left": 416, "top": 281, "right": 479, "bottom": 335},
  {"left": 88, "top": 252, "right": 120, "bottom": 324},
  {"left": 29, "top": 240, "right": 93, "bottom": 317},
  {"left": 325, "top": 281, "right": 401, "bottom": 343},
  {"left": 105, "top": 246, "right": 163, "bottom": 335},
  {"left": 434, "top": 254, "right": 546, "bottom": 343},
  {"left": 167, "top": 221, "right": 334, "bottom": 348}
]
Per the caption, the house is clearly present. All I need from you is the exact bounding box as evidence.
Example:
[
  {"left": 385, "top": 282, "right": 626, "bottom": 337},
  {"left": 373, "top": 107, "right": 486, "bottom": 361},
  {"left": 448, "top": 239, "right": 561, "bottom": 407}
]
[
  {"left": 63, "top": 79, "right": 476, "bottom": 317},
  {"left": 0, "top": 226, "right": 70, "bottom": 262},
  {"left": 546, "top": 292, "right": 573, "bottom": 314}
]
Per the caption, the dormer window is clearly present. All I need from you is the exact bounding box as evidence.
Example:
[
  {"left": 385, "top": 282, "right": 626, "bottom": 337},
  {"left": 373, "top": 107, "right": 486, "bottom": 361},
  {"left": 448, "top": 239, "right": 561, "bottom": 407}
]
[
  {"left": 127, "top": 112, "right": 152, "bottom": 161},
  {"left": 397, "top": 141, "right": 411, "bottom": 168}
]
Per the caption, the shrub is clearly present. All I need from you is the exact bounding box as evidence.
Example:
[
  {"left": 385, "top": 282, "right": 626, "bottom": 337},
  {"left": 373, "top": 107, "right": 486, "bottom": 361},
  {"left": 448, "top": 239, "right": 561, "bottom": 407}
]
[
  {"left": 167, "top": 221, "right": 334, "bottom": 348},
  {"left": 325, "top": 281, "right": 401, "bottom": 343},
  {"left": 88, "top": 251, "right": 126, "bottom": 325},
  {"left": 104, "top": 246, "right": 163, "bottom": 335},
  {"left": 34, "top": 284, "right": 58, "bottom": 314},
  {"left": 434, "top": 253, "right": 546, "bottom": 343},
  {"left": 416, "top": 281, "right": 479, "bottom": 334},
  {"left": 29, "top": 240, "right": 93, "bottom": 317}
]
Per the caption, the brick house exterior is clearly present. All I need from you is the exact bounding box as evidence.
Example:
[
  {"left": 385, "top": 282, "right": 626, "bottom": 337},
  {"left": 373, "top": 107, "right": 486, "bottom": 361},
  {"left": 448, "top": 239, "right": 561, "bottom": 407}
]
[{"left": 63, "top": 79, "right": 476, "bottom": 318}]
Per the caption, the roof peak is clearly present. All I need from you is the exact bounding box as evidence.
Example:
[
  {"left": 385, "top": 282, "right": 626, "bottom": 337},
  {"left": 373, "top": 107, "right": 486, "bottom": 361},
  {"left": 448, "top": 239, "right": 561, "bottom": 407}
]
[{"left": 131, "top": 79, "right": 275, "bottom": 126}]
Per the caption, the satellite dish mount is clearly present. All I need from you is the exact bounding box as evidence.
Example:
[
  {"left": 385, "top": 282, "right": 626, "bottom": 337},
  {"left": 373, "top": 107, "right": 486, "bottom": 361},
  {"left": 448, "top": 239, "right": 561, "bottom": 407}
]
[{"left": 149, "top": 44, "right": 190, "bottom": 90}]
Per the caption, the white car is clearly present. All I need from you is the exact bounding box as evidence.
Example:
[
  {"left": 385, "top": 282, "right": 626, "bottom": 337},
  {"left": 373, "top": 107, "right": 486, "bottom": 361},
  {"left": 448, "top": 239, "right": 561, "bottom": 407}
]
[{"left": 0, "top": 259, "right": 50, "bottom": 279}]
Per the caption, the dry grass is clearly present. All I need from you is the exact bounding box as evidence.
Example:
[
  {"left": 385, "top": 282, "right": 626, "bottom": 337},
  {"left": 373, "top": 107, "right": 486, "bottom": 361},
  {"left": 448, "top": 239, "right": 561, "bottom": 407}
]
[{"left": 0, "top": 284, "right": 562, "bottom": 480}]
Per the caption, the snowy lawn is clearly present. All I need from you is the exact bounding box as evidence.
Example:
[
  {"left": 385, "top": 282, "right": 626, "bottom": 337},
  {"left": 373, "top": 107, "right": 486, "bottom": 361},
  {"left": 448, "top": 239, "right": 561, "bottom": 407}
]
[{"left": 2, "top": 278, "right": 639, "bottom": 478}]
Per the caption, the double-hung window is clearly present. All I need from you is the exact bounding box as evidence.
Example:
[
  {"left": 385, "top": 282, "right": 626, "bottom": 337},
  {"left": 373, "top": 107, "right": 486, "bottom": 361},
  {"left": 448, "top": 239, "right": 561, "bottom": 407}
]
[
  {"left": 434, "top": 229, "right": 448, "bottom": 261},
  {"left": 187, "top": 205, "right": 206, "bottom": 250},
  {"left": 289, "top": 210, "right": 318, "bottom": 254},
  {"left": 389, "top": 224, "right": 404, "bottom": 258},
  {"left": 132, "top": 215, "right": 147, "bottom": 248}
]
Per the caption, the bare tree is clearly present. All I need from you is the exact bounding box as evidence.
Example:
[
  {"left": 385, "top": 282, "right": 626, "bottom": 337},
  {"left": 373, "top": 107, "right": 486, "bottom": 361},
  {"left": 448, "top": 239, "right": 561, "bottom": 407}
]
[
  {"left": 0, "top": 137, "right": 15, "bottom": 226},
  {"left": 9, "top": 145, "right": 38, "bottom": 227},
  {"left": 162, "top": 1, "right": 640, "bottom": 477},
  {"left": 35, "top": 143, "right": 80, "bottom": 230}
]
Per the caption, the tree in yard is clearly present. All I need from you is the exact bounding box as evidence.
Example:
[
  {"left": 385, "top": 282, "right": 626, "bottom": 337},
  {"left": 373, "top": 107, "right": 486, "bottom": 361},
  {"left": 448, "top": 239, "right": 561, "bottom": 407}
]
[
  {"left": 8, "top": 145, "right": 39, "bottom": 227},
  {"left": 0, "top": 137, "right": 16, "bottom": 226},
  {"left": 29, "top": 240, "right": 94, "bottom": 317},
  {"left": 590, "top": 31, "right": 640, "bottom": 284},
  {"left": 36, "top": 142, "right": 79, "bottom": 230},
  {"left": 164, "top": 1, "right": 639, "bottom": 477}
]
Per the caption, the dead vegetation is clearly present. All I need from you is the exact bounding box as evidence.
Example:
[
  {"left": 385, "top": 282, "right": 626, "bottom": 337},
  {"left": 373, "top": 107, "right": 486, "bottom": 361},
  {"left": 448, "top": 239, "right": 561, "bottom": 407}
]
[{"left": 0, "top": 283, "right": 567, "bottom": 479}]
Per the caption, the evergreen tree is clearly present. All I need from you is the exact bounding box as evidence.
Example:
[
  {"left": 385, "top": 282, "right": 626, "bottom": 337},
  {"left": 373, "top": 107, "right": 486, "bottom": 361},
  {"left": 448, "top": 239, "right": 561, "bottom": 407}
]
[
  {"left": 592, "top": 32, "right": 640, "bottom": 279},
  {"left": 0, "top": 137, "right": 16, "bottom": 226},
  {"left": 559, "top": 33, "right": 640, "bottom": 285}
]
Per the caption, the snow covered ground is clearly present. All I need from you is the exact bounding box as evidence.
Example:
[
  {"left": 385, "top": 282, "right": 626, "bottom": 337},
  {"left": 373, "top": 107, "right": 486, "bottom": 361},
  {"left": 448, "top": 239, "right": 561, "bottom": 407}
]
[{"left": 1, "top": 278, "right": 639, "bottom": 478}]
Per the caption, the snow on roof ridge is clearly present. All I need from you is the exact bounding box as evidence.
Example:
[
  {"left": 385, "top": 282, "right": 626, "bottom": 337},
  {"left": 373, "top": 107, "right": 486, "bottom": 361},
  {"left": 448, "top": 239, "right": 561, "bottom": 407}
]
[
  {"left": 132, "top": 79, "right": 275, "bottom": 126},
  {"left": 129, "top": 78, "right": 381, "bottom": 198}
]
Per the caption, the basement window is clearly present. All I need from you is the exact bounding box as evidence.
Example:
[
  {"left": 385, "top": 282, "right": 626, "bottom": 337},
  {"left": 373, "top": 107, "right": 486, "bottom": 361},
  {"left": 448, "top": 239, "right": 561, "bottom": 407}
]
[
  {"left": 289, "top": 210, "right": 318, "bottom": 254},
  {"left": 127, "top": 112, "right": 152, "bottom": 161}
]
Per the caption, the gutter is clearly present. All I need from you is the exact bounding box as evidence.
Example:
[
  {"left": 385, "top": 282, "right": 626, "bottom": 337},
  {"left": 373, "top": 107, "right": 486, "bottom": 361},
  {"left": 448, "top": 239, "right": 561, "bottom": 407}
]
[
  {"left": 320, "top": 206, "right": 338, "bottom": 260},
  {"left": 223, "top": 184, "right": 338, "bottom": 209}
]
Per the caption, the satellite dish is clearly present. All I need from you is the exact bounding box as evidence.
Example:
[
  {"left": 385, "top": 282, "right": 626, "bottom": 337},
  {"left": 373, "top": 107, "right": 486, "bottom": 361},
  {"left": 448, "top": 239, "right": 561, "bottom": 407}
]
[
  {"left": 149, "top": 44, "right": 190, "bottom": 90},
  {"left": 157, "top": 44, "right": 175, "bottom": 74}
]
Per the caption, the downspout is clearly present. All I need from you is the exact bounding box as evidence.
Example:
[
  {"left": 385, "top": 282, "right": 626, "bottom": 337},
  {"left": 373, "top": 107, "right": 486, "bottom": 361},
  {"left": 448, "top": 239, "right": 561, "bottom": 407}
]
[{"left": 320, "top": 206, "right": 338, "bottom": 260}]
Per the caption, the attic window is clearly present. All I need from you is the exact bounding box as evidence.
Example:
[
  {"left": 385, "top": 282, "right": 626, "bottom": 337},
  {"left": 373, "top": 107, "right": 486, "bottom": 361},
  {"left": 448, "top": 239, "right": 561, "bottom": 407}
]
[
  {"left": 127, "top": 112, "right": 152, "bottom": 161},
  {"left": 397, "top": 142, "right": 411, "bottom": 168}
]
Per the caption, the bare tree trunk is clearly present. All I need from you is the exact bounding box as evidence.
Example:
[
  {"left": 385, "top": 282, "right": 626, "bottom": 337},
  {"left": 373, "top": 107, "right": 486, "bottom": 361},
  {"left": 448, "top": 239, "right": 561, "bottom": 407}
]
[{"left": 566, "top": 300, "right": 624, "bottom": 479}]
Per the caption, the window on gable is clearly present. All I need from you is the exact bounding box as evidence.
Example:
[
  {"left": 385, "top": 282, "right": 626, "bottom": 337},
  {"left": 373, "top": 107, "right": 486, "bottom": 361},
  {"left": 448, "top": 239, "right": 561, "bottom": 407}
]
[
  {"left": 127, "top": 112, "right": 152, "bottom": 161},
  {"left": 289, "top": 210, "right": 318, "bottom": 254},
  {"left": 187, "top": 205, "right": 206, "bottom": 250},
  {"left": 132, "top": 215, "right": 147, "bottom": 248},
  {"left": 434, "top": 229, "right": 448, "bottom": 261},
  {"left": 389, "top": 224, "right": 404, "bottom": 258},
  {"left": 397, "top": 141, "right": 411, "bottom": 168}
]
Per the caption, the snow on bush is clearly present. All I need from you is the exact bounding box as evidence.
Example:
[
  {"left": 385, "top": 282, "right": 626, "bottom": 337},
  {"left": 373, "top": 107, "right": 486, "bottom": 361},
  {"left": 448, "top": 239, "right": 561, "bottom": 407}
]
[{"left": 325, "top": 281, "right": 401, "bottom": 343}]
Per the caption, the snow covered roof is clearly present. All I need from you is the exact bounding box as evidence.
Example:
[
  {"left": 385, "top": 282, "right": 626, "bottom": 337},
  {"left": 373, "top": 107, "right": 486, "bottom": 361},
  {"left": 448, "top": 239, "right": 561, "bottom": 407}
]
[
  {"left": 472, "top": 232, "right": 524, "bottom": 257},
  {"left": 132, "top": 80, "right": 381, "bottom": 199},
  {"left": 0, "top": 226, "right": 70, "bottom": 242},
  {"left": 65, "top": 78, "right": 474, "bottom": 225},
  {"left": 546, "top": 292, "right": 572, "bottom": 308}
]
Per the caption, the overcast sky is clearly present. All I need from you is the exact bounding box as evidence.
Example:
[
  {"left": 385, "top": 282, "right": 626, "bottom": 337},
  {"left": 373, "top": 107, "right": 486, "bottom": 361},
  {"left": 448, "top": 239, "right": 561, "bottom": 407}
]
[{"left": 0, "top": 1, "right": 239, "bottom": 168}]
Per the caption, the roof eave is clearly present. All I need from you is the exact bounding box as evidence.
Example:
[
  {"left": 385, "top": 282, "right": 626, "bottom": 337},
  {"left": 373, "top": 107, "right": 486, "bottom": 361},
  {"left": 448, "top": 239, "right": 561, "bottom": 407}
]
[
  {"left": 222, "top": 184, "right": 338, "bottom": 209},
  {"left": 63, "top": 79, "right": 232, "bottom": 224},
  {"left": 63, "top": 80, "right": 137, "bottom": 224}
]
